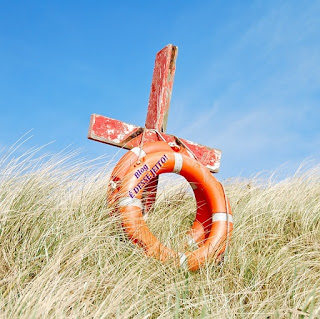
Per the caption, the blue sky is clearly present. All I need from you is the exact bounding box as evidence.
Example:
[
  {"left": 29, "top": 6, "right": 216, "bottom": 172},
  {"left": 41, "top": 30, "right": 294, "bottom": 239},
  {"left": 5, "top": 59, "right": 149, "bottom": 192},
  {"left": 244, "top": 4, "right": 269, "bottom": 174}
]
[{"left": 0, "top": 0, "right": 319, "bottom": 179}]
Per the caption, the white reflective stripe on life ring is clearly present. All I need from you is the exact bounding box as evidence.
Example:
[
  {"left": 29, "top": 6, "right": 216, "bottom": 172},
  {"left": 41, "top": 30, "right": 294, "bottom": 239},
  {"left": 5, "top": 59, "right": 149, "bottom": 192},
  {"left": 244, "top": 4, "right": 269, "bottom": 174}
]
[
  {"left": 179, "top": 252, "right": 188, "bottom": 268},
  {"left": 212, "top": 212, "right": 233, "bottom": 223},
  {"left": 173, "top": 153, "right": 183, "bottom": 174},
  {"left": 130, "top": 147, "right": 146, "bottom": 158},
  {"left": 118, "top": 197, "right": 143, "bottom": 209}
]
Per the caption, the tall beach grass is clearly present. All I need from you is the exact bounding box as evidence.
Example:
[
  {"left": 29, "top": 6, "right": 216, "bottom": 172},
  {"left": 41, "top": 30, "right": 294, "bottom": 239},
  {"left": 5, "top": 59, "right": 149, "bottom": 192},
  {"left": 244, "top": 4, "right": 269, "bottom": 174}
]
[{"left": 0, "top": 144, "right": 319, "bottom": 318}]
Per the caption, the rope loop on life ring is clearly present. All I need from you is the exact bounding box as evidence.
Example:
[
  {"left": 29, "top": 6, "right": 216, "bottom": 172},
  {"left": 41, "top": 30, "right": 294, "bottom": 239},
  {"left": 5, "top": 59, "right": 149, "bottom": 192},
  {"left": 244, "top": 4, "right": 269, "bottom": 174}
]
[{"left": 115, "top": 150, "right": 233, "bottom": 271}]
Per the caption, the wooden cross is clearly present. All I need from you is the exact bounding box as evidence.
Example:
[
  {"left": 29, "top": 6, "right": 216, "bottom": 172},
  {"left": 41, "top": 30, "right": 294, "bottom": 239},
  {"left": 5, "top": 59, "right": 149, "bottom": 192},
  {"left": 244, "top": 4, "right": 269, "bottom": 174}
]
[{"left": 88, "top": 44, "right": 221, "bottom": 174}]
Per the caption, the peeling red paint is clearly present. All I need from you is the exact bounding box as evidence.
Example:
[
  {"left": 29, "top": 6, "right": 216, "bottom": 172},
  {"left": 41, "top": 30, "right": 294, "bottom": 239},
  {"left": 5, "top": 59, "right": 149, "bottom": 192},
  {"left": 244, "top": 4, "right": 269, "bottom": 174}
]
[
  {"left": 145, "top": 44, "right": 177, "bottom": 133},
  {"left": 88, "top": 114, "right": 221, "bottom": 173},
  {"left": 89, "top": 115, "right": 139, "bottom": 145},
  {"left": 87, "top": 44, "right": 222, "bottom": 173}
]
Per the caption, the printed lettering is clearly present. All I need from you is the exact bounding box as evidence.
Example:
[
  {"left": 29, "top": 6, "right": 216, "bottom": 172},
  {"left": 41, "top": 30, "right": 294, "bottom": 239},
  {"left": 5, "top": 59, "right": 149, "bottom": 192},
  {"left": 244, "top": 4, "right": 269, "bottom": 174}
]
[
  {"left": 134, "top": 164, "right": 149, "bottom": 179},
  {"left": 134, "top": 171, "right": 140, "bottom": 179},
  {"left": 129, "top": 154, "right": 169, "bottom": 196}
]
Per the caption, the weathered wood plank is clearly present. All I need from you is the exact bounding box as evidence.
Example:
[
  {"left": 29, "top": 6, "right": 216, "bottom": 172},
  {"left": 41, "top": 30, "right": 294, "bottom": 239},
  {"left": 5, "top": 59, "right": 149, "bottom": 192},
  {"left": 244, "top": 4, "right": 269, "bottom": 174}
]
[
  {"left": 88, "top": 114, "right": 221, "bottom": 173},
  {"left": 145, "top": 44, "right": 178, "bottom": 133}
]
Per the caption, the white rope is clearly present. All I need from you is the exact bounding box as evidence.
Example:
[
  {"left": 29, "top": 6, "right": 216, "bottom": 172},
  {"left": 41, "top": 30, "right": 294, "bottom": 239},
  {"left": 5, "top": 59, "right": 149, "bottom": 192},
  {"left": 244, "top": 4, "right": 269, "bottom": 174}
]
[
  {"left": 137, "top": 126, "right": 147, "bottom": 163},
  {"left": 174, "top": 136, "right": 200, "bottom": 162},
  {"left": 147, "top": 129, "right": 200, "bottom": 165},
  {"left": 150, "top": 128, "right": 166, "bottom": 142},
  {"left": 136, "top": 128, "right": 166, "bottom": 164}
]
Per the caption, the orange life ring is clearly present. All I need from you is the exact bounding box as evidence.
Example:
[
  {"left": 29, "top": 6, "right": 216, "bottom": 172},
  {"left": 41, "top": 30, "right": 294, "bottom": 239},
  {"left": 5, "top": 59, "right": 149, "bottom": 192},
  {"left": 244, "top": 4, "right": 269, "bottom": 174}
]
[
  {"left": 117, "top": 151, "right": 233, "bottom": 271},
  {"left": 107, "top": 141, "right": 212, "bottom": 245}
]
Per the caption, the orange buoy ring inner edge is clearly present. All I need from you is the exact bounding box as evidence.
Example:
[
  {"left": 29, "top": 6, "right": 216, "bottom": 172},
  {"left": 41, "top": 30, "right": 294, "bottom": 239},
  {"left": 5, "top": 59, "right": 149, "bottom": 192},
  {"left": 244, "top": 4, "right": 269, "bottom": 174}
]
[
  {"left": 117, "top": 151, "right": 233, "bottom": 271},
  {"left": 108, "top": 141, "right": 213, "bottom": 245}
]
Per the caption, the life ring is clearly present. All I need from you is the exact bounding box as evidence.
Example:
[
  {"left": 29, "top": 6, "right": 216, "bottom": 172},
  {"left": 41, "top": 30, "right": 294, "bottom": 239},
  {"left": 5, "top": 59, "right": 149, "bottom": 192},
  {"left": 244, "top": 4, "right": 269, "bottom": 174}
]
[
  {"left": 117, "top": 151, "right": 233, "bottom": 271},
  {"left": 107, "top": 141, "right": 212, "bottom": 245}
]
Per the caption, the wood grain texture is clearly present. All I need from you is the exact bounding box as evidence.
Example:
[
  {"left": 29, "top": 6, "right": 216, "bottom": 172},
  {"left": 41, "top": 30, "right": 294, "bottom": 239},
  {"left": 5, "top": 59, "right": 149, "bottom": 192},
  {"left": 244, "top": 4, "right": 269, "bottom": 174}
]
[
  {"left": 145, "top": 44, "right": 178, "bottom": 133},
  {"left": 88, "top": 114, "right": 221, "bottom": 173}
]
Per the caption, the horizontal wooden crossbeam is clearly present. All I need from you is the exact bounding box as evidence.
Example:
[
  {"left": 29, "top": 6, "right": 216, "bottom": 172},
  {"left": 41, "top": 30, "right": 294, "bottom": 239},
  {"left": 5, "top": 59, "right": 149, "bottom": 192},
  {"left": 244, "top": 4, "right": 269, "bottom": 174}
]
[{"left": 88, "top": 114, "right": 221, "bottom": 173}]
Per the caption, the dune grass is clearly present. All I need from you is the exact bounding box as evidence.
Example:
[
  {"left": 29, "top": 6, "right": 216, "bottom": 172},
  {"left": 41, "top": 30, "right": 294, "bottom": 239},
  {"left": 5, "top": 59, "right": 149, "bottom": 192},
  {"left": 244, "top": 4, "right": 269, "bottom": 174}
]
[{"left": 0, "top": 145, "right": 319, "bottom": 318}]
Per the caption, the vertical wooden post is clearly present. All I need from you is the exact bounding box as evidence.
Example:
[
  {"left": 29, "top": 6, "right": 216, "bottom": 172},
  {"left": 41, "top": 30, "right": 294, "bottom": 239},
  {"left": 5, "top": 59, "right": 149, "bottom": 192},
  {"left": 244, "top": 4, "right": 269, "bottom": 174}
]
[
  {"left": 145, "top": 44, "right": 178, "bottom": 133},
  {"left": 143, "top": 44, "right": 178, "bottom": 212}
]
